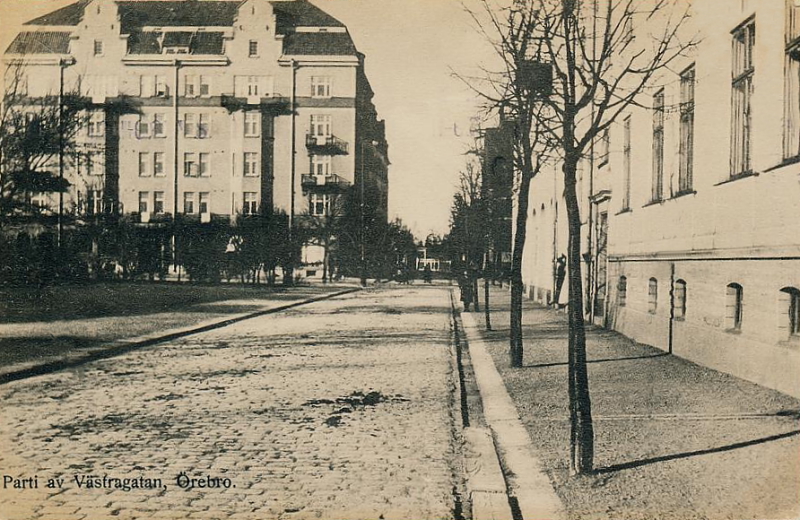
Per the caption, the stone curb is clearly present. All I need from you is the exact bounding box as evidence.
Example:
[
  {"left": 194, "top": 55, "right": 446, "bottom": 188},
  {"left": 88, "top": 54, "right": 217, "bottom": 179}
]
[
  {"left": 0, "top": 287, "right": 361, "bottom": 386},
  {"left": 461, "top": 310, "right": 567, "bottom": 520}
]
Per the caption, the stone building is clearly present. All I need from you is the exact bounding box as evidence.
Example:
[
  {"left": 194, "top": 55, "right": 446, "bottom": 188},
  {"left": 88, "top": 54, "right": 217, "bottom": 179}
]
[
  {"left": 520, "top": 0, "right": 800, "bottom": 398},
  {"left": 3, "top": 0, "right": 388, "bottom": 262}
]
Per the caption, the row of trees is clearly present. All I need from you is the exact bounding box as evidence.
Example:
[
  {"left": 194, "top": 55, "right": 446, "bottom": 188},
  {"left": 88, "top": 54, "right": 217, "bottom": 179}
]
[{"left": 457, "top": 0, "right": 695, "bottom": 474}]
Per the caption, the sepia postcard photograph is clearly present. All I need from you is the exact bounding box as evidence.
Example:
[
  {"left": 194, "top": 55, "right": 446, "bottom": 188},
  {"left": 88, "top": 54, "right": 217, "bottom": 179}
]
[{"left": 0, "top": 0, "right": 799, "bottom": 518}]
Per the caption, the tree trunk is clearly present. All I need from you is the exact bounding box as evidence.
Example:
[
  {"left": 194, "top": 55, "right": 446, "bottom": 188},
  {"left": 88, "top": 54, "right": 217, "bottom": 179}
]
[
  {"left": 322, "top": 240, "right": 329, "bottom": 283},
  {"left": 473, "top": 276, "right": 480, "bottom": 312},
  {"left": 510, "top": 170, "right": 532, "bottom": 367},
  {"left": 484, "top": 275, "right": 492, "bottom": 331},
  {"left": 563, "top": 155, "right": 594, "bottom": 475}
]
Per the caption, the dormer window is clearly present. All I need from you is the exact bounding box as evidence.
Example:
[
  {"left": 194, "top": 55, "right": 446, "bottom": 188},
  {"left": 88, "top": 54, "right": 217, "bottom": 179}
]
[{"left": 163, "top": 31, "right": 192, "bottom": 55}]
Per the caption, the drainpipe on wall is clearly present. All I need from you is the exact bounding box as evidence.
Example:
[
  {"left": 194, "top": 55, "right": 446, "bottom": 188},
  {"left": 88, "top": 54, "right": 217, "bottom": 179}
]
[
  {"left": 289, "top": 59, "right": 297, "bottom": 239},
  {"left": 172, "top": 59, "right": 181, "bottom": 276},
  {"left": 668, "top": 261, "right": 675, "bottom": 354}
]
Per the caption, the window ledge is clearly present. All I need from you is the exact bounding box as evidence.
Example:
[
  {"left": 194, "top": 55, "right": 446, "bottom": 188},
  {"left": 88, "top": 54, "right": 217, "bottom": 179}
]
[
  {"left": 670, "top": 189, "right": 696, "bottom": 200},
  {"left": 725, "top": 328, "right": 742, "bottom": 334},
  {"left": 615, "top": 207, "right": 633, "bottom": 216},
  {"left": 642, "top": 198, "right": 664, "bottom": 208},
  {"left": 714, "top": 170, "right": 758, "bottom": 187}
]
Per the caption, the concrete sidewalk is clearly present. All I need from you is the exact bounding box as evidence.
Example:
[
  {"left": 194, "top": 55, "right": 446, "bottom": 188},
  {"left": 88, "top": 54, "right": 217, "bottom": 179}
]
[{"left": 462, "top": 283, "right": 800, "bottom": 520}]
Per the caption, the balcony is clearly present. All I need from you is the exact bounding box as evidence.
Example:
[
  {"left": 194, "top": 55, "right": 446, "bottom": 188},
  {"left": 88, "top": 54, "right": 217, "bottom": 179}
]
[
  {"left": 301, "top": 174, "right": 352, "bottom": 190},
  {"left": 305, "top": 134, "right": 349, "bottom": 155}
]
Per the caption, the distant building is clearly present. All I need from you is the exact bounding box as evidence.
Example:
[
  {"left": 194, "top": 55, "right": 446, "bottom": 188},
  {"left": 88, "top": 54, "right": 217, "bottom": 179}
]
[
  {"left": 3, "top": 0, "right": 388, "bottom": 265},
  {"left": 520, "top": 0, "right": 800, "bottom": 398}
]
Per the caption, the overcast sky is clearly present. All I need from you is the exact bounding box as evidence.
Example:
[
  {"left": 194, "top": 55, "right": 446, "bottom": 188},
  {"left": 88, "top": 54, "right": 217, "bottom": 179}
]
[{"left": 0, "top": 0, "right": 499, "bottom": 240}]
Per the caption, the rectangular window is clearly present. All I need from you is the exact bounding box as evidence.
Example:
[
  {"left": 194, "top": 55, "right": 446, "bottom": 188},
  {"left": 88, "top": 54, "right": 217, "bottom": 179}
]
[
  {"left": 199, "top": 192, "right": 210, "bottom": 214},
  {"left": 137, "top": 115, "right": 150, "bottom": 138},
  {"left": 311, "top": 76, "right": 332, "bottom": 98},
  {"left": 87, "top": 190, "right": 103, "bottom": 215},
  {"left": 184, "top": 152, "right": 197, "bottom": 177},
  {"left": 155, "top": 75, "right": 168, "bottom": 97},
  {"left": 153, "top": 113, "right": 165, "bottom": 138},
  {"left": 198, "top": 113, "right": 210, "bottom": 138},
  {"left": 184, "top": 113, "right": 196, "bottom": 137},
  {"left": 184, "top": 75, "right": 196, "bottom": 97},
  {"left": 153, "top": 152, "right": 165, "bottom": 177},
  {"left": 598, "top": 127, "right": 610, "bottom": 166},
  {"left": 310, "top": 193, "right": 330, "bottom": 216},
  {"left": 243, "top": 192, "right": 257, "bottom": 214},
  {"left": 244, "top": 112, "right": 260, "bottom": 137},
  {"left": 199, "top": 152, "right": 210, "bottom": 177},
  {"left": 184, "top": 192, "right": 195, "bottom": 214},
  {"left": 310, "top": 114, "right": 332, "bottom": 138},
  {"left": 311, "top": 155, "right": 331, "bottom": 176},
  {"left": 138, "top": 191, "right": 149, "bottom": 213},
  {"left": 244, "top": 152, "right": 259, "bottom": 176},
  {"left": 199, "top": 76, "right": 210, "bottom": 97},
  {"left": 153, "top": 191, "right": 165, "bottom": 214},
  {"left": 652, "top": 89, "right": 664, "bottom": 202},
  {"left": 93, "top": 40, "right": 104, "bottom": 56},
  {"left": 622, "top": 116, "right": 631, "bottom": 211},
  {"left": 247, "top": 76, "right": 260, "bottom": 96},
  {"left": 138, "top": 152, "right": 150, "bottom": 177},
  {"left": 726, "top": 283, "right": 744, "bottom": 330},
  {"left": 88, "top": 110, "right": 105, "bottom": 137},
  {"left": 674, "top": 280, "right": 687, "bottom": 320},
  {"left": 731, "top": 19, "right": 755, "bottom": 177},
  {"left": 648, "top": 278, "right": 658, "bottom": 314},
  {"left": 249, "top": 40, "right": 259, "bottom": 57},
  {"left": 678, "top": 66, "right": 695, "bottom": 193}
]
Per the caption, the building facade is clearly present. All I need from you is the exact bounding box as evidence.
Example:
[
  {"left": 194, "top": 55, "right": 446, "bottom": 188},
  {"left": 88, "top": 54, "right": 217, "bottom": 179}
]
[
  {"left": 521, "top": 0, "right": 800, "bottom": 398},
  {"left": 3, "top": 0, "right": 388, "bottom": 262}
]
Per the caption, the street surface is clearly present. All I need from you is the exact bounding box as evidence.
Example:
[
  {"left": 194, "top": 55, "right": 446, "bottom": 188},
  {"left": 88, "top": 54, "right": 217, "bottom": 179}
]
[{"left": 0, "top": 286, "right": 461, "bottom": 520}]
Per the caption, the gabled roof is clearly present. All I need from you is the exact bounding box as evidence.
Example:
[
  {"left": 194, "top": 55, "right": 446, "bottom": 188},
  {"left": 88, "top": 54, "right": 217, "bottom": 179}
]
[
  {"left": 6, "top": 32, "right": 72, "bottom": 54},
  {"left": 282, "top": 32, "right": 355, "bottom": 56},
  {"left": 25, "top": 1, "right": 346, "bottom": 33}
]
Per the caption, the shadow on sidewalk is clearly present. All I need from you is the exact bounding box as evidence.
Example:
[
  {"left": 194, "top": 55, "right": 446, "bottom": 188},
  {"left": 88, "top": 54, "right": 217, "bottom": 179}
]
[
  {"left": 524, "top": 352, "right": 669, "bottom": 369},
  {"left": 594, "top": 428, "right": 800, "bottom": 475}
]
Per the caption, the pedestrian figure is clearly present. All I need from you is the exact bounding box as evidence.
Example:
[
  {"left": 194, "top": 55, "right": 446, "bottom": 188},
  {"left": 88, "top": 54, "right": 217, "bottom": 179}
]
[
  {"left": 459, "top": 270, "right": 474, "bottom": 311},
  {"left": 553, "top": 254, "right": 567, "bottom": 308},
  {"left": 423, "top": 265, "right": 433, "bottom": 284}
]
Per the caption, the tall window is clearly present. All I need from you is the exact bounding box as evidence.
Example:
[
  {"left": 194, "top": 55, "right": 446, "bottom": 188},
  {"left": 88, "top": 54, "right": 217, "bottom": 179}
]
[
  {"left": 138, "top": 152, "right": 150, "bottom": 177},
  {"left": 244, "top": 152, "right": 259, "bottom": 176},
  {"left": 674, "top": 279, "right": 687, "bottom": 320},
  {"left": 652, "top": 90, "right": 665, "bottom": 202},
  {"left": 199, "top": 192, "right": 210, "bottom": 214},
  {"left": 617, "top": 276, "right": 627, "bottom": 307},
  {"left": 248, "top": 40, "right": 259, "bottom": 57},
  {"left": 598, "top": 127, "right": 610, "bottom": 166},
  {"left": 93, "top": 40, "right": 104, "bottom": 56},
  {"left": 622, "top": 116, "right": 632, "bottom": 210},
  {"left": 184, "top": 192, "right": 195, "bottom": 214},
  {"left": 184, "top": 152, "right": 197, "bottom": 177},
  {"left": 199, "top": 153, "right": 210, "bottom": 177},
  {"left": 153, "top": 191, "right": 165, "bottom": 214},
  {"left": 310, "top": 114, "right": 332, "bottom": 137},
  {"left": 311, "top": 155, "right": 331, "bottom": 176},
  {"left": 779, "top": 287, "right": 800, "bottom": 338},
  {"left": 155, "top": 75, "right": 168, "bottom": 97},
  {"left": 137, "top": 115, "right": 150, "bottom": 138},
  {"left": 785, "top": 1, "right": 800, "bottom": 158},
  {"left": 138, "top": 191, "right": 149, "bottom": 213},
  {"left": 198, "top": 113, "right": 209, "bottom": 138},
  {"left": 88, "top": 110, "right": 104, "bottom": 137},
  {"left": 199, "top": 76, "right": 211, "bottom": 97},
  {"left": 154, "top": 152, "right": 165, "bottom": 177},
  {"left": 153, "top": 113, "right": 165, "bottom": 138},
  {"left": 244, "top": 112, "right": 260, "bottom": 137},
  {"left": 310, "top": 193, "right": 330, "bottom": 216},
  {"left": 679, "top": 66, "right": 695, "bottom": 193},
  {"left": 726, "top": 283, "right": 744, "bottom": 330},
  {"left": 648, "top": 278, "right": 658, "bottom": 314},
  {"left": 184, "top": 113, "right": 196, "bottom": 137},
  {"left": 86, "top": 190, "right": 102, "bottom": 215},
  {"left": 243, "top": 192, "right": 257, "bottom": 214},
  {"left": 731, "top": 19, "right": 755, "bottom": 176},
  {"left": 311, "top": 76, "right": 332, "bottom": 98},
  {"left": 247, "top": 76, "right": 260, "bottom": 96}
]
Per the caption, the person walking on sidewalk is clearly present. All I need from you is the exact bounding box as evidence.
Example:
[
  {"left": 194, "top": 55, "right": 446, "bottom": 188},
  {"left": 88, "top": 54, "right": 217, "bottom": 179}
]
[{"left": 459, "top": 270, "right": 474, "bottom": 311}]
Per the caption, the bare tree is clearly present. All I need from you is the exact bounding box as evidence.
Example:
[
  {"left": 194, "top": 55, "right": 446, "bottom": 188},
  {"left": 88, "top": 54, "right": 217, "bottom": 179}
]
[{"left": 301, "top": 192, "right": 347, "bottom": 283}]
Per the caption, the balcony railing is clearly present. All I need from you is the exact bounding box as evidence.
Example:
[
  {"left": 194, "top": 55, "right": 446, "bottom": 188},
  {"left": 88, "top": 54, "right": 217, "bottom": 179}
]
[
  {"left": 301, "top": 174, "right": 352, "bottom": 189},
  {"left": 305, "top": 134, "right": 349, "bottom": 155}
]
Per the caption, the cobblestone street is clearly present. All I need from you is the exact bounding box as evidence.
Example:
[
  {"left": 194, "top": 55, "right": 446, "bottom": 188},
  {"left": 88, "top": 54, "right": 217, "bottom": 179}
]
[{"left": 0, "top": 286, "right": 461, "bottom": 520}]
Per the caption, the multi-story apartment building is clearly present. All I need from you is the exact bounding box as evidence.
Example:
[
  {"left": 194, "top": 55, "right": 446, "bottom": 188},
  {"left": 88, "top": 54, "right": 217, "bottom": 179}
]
[
  {"left": 521, "top": 0, "right": 800, "bottom": 398},
  {"left": 3, "top": 0, "right": 388, "bottom": 252}
]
